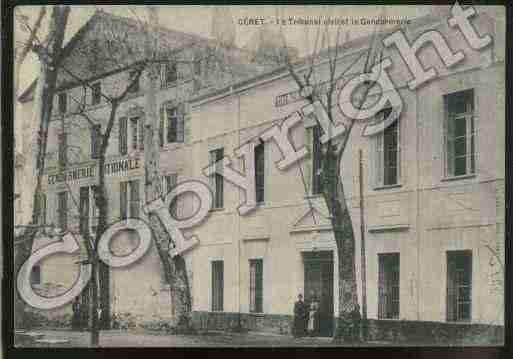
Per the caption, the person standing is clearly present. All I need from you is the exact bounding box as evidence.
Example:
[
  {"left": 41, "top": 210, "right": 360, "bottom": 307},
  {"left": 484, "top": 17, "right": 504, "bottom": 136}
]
[
  {"left": 293, "top": 294, "right": 307, "bottom": 337},
  {"left": 71, "top": 297, "right": 80, "bottom": 330},
  {"left": 307, "top": 294, "right": 320, "bottom": 337}
]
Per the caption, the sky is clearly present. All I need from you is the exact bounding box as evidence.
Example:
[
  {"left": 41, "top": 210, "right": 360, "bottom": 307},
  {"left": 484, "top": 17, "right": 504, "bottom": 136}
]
[{"left": 14, "top": 5, "right": 435, "bottom": 94}]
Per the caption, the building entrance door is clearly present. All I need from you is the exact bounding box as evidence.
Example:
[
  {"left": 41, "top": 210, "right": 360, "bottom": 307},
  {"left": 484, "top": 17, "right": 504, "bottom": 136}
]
[{"left": 303, "top": 251, "right": 334, "bottom": 337}]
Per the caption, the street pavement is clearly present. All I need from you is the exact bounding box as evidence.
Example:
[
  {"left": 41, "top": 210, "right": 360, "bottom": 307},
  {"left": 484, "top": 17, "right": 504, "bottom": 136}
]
[{"left": 16, "top": 329, "right": 387, "bottom": 347}]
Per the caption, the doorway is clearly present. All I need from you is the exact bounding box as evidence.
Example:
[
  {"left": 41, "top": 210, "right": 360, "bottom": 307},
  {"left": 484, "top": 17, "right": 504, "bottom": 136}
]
[{"left": 303, "top": 251, "right": 334, "bottom": 337}]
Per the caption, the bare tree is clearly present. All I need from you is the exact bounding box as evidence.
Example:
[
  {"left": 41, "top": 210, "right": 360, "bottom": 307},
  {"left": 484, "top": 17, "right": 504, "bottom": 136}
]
[{"left": 14, "top": 5, "right": 70, "bottom": 329}]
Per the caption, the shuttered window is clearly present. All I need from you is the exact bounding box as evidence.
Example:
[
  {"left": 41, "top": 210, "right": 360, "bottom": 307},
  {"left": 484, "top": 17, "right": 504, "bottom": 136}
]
[
  {"left": 255, "top": 142, "right": 265, "bottom": 203},
  {"left": 374, "top": 108, "right": 400, "bottom": 187},
  {"left": 378, "top": 253, "right": 400, "bottom": 319},
  {"left": 58, "top": 133, "right": 67, "bottom": 167},
  {"left": 166, "top": 107, "right": 184, "bottom": 143},
  {"left": 209, "top": 148, "right": 224, "bottom": 208},
  {"left": 120, "top": 180, "right": 140, "bottom": 219},
  {"left": 447, "top": 251, "right": 472, "bottom": 322},
  {"left": 212, "top": 260, "right": 224, "bottom": 311},
  {"left": 312, "top": 125, "right": 323, "bottom": 195},
  {"left": 249, "top": 259, "right": 263, "bottom": 313},
  {"left": 119, "top": 117, "right": 128, "bottom": 155},
  {"left": 444, "top": 89, "right": 476, "bottom": 177},
  {"left": 57, "top": 191, "right": 68, "bottom": 230},
  {"left": 91, "top": 124, "right": 101, "bottom": 159}
]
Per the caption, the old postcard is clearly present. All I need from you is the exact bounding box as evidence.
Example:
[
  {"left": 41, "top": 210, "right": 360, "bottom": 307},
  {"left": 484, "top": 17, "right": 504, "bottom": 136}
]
[{"left": 9, "top": 4, "right": 506, "bottom": 348}]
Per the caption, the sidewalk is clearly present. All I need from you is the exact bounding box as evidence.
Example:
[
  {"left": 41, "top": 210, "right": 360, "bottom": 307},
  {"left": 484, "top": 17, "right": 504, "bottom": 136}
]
[{"left": 16, "top": 328, "right": 384, "bottom": 347}]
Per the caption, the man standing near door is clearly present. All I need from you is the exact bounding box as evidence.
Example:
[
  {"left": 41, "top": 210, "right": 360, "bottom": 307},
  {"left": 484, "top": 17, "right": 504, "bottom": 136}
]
[{"left": 293, "top": 293, "right": 307, "bottom": 337}]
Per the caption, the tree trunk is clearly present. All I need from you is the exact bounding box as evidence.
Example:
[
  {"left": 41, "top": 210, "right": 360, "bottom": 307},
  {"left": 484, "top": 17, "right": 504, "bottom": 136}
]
[
  {"left": 321, "top": 142, "right": 359, "bottom": 343},
  {"left": 14, "top": 5, "right": 69, "bottom": 329},
  {"left": 142, "top": 7, "right": 193, "bottom": 332},
  {"left": 142, "top": 69, "right": 194, "bottom": 330}
]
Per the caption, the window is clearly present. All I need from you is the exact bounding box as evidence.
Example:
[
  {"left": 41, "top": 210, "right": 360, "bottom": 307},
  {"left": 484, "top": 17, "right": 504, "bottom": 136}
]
[
  {"left": 91, "top": 82, "right": 101, "bottom": 105},
  {"left": 57, "top": 191, "right": 68, "bottom": 230},
  {"left": 129, "top": 70, "right": 140, "bottom": 93},
  {"left": 58, "top": 132, "right": 67, "bottom": 167},
  {"left": 444, "top": 89, "right": 475, "bottom": 177},
  {"left": 312, "top": 125, "right": 323, "bottom": 194},
  {"left": 58, "top": 92, "right": 67, "bottom": 114},
  {"left": 255, "top": 142, "right": 265, "bottom": 203},
  {"left": 447, "top": 251, "right": 472, "bottom": 322},
  {"left": 119, "top": 117, "right": 128, "bottom": 155},
  {"left": 118, "top": 115, "right": 143, "bottom": 155},
  {"left": 91, "top": 124, "right": 101, "bottom": 159},
  {"left": 164, "top": 63, "right": 177, "bottom": 86},
  {"left": 209, "top": 148, "right": 224, "bottom": 209},
  {"left": 378, "top": 253, "right": 400, "bottom": 319},
  {"left": 375, "top": 108, "right": 400, "bottom": 187},
  {"left": 164, "top": 174, "right": 178, "bottom": 217},
  {"left": 212, "top": 260, "right": 224, "bottom": 311},
  {"left": 166, "top": 107, "right": 184, "bottom": 143},
  {"left": 249, "top": 259, "right": 263, "bottom": 313},
  {"left": 120, "top": 180, "right": 140, "bottom": 219},
  {"left": 30, "top": 265, "right": 41, "bottom": 285}
]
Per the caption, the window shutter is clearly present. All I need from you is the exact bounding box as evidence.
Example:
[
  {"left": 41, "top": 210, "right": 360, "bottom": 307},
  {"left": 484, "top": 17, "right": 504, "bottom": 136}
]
[
  {"left": 79, "top": 186, "right": 90, "bottom": 235},
  {"left": 119, "top": 117, "right": 127, "bottom": 155},
  {"left": 139, "top": 117, "right": 145, "bottom": 150},
  {"left": 397, "top": 120, "right": 402, "bottom": 183},
  {"left": 209, "top": 150, "right": 216, "bottom": 196},
  {"left": 255, "top": 260, "right": 263, "bottom": 312},
  {"left": 167, "top": 108, "right": 177, "bottom": 143},
  {"left": 255, "top": 143, "right": 265, "bottom": 203},
  {"left": 177, "top": 104, "right": 185, "bottom": 143},
  {"left": 58, "top": 133, "right": 67, "bottom": 167},
  {"left": 446, "top": 116, "right": 455, "bottom": 177},
  {"left": 250, "top": 261, "right": 256, "bottom": 312},
  {"left": 376, "top": 134, "right": 383, "bottom": 187},
  {"left": 378, "top": 255, "right": 385, "bottom": 319},
  {"left": 446, "top": 255, "right": 456, "bottom": 321},
  {"left": 120, "top": 182, "right": 128, "bottom": 220},
  {"left": 130, "top": 180, "right": 140, "bottom": 218},
  {"left": 58, "top": 191, "right": 68, "bottom": 230},
  {"left": 40, "top": 193, "right": 47, "bottom": 225},
  {"left": 159, "top": 107, "right": 165, "bottom": 147}
]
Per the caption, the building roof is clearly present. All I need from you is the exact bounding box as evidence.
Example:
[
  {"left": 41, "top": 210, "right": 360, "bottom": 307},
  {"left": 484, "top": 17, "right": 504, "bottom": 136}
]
[{"left": 18, "top": 9, "right": 275, "bottom": 103}]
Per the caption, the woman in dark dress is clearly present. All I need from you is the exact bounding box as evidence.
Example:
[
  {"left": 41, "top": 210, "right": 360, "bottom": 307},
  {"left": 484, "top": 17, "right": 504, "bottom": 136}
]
[{"left": 293, "top": 294, "right": 307, "bottom": 337}]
